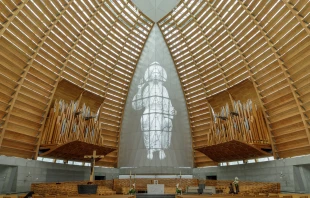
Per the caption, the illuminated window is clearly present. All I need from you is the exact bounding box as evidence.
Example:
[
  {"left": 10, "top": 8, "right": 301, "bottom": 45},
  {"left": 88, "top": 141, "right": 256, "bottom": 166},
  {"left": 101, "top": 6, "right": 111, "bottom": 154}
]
[
  {"left": 42, "top": 158, "right": 54, "bottom": 162},
  {"left": 132, "top": 62, "right": 177, "bottom": 160},
  {"left": 56, "top": 160, "right": 64, "bottom": 164}
]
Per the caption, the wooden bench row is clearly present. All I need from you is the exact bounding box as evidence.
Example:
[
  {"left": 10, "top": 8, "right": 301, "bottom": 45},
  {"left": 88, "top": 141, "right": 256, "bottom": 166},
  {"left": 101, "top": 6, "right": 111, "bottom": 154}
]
[
  {"left": 32, "top": 195, "right": 133, "bottom": 198},
  {"left": 31, "top": 183, "right": 116, "bottom": 196}
]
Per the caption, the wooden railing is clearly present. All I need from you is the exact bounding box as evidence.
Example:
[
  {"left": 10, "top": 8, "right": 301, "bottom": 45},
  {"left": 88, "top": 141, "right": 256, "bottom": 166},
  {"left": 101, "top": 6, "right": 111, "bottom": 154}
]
[
  {"left": 40, "top": 100, "right": 103, "bottom": 146},
  {"left": 208, "top": 100, "right": 270, "bottom": 146}
]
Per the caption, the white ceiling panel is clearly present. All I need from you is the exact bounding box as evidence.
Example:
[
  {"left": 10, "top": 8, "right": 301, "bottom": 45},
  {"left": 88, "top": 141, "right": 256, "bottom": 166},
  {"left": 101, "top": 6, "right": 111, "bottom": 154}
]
[{"left": 132, "top": 0, "right": 180, "bottom": 22}]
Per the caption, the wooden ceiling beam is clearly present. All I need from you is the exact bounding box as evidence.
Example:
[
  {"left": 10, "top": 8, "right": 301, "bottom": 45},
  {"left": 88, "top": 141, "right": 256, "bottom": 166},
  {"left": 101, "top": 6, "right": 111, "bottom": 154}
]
[
  {"left": 283, "top": 0, "right": 310, "bottom": 35},
  {"left": 82, "top": 1, "right": 130, "bottom": 95},
  {"left": 182, "top": 1, "right": 231, "bottom": 97},
  {"left": 0, "top": 1, "right": 73, "bottom": 152},
  {"left": 0, "top": 0, "right": 29, "bottom": 38},
  {"left": 114, "top": 22, "right": 154, "bottom": 168},
  {"left": 158, "top": 5, "right": 214, "bottom": 166},
  {"left": 34, "top": 0, "right": 106, "bottom": 159},
  {"left": 206, "top": 0, "right": 277, "bottom": 158},
  {"left": 238, "top": 0, "right": 310, "bottom": 149}
]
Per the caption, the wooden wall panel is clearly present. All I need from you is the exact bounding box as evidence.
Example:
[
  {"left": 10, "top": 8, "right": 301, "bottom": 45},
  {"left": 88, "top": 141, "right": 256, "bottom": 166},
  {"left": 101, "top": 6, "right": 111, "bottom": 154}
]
[
  {"left": 207, "top": 91, "right": 231, "bottom": 113},
  {"left": 228, "top": 79, "right": 261, "bottom": 107}
]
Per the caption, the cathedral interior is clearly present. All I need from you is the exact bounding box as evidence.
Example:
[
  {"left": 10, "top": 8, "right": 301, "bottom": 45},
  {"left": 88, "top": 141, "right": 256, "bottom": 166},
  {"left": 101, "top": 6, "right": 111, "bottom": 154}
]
[{"left": 0, "top": 0, "right": 310, "bottom": 195}]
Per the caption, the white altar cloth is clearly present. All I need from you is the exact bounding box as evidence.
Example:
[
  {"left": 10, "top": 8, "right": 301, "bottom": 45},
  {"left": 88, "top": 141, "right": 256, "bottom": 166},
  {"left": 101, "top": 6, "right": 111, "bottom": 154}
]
[{"left": 147, "top": 184, "right": 165, "bottom": 194}]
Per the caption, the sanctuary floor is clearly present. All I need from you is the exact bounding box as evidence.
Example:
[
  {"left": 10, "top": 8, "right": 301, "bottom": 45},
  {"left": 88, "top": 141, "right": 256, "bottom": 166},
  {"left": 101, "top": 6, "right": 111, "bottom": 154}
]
[{"left": 2, "top": 194, "right": 309, "bottom": 198}]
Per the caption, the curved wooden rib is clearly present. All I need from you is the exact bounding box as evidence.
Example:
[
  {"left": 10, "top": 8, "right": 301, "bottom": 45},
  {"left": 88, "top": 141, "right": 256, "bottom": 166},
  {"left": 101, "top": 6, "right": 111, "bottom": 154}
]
[
  {"left": 195, "top": 140, "right": 272, "bottom": 162},
  {"left": 205, "top": 1, "right": 276, "bottom": 158},
  {"left": 159, "top": 0, "right": 310, "bottom": 166},
  {"left": 39, "top": 140, "right": 116, "bottom": 162},
  {"left": 0, "top": 0, "right": 29, "bottom": 38},
  {"left": 0, "top": 0, "right": 154, "bottom": 165},
  {"left": 238, "top": 0, "right": 310, "bottom": 157},
  {"left": 35, "top": 0, "right": 106, "bottom": 158}
]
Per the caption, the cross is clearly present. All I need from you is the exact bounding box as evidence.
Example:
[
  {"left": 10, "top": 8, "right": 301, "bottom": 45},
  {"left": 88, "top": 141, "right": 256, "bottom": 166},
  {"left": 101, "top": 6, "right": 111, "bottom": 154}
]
[{"left": 84, "top": 150, "right": 104, "bottom": 182}]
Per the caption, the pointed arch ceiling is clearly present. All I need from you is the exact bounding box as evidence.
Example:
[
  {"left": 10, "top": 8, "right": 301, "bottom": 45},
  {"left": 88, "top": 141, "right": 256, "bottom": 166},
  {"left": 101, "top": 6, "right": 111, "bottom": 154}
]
[
  {"left": 0, "top": 0, "right": 154, "bottom": 167},
  {"left": 158, "top": 0, "right": 310, "bottom": 167},
  {"left": 0, "top": 0, "right": 309, "bottom": 168}
]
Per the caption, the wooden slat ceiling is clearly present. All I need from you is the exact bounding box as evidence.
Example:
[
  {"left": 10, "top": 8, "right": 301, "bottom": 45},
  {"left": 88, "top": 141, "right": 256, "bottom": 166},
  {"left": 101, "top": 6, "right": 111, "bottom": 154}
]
[
  {"left": 0, "top": 0, "right": 309, "bottom": 168},
  {"left": 0, "top": 0, "right": 154, "bottom": 167},
  {"left": 158, "top": 0, "right": 310, "bottom": 167}
]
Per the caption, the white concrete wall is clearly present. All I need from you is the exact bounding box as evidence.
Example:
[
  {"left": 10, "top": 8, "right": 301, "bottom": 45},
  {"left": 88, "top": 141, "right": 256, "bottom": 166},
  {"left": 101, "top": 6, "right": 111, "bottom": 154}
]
[
  {"left": 2, "top": 155, "right": 310, "bottom": 193},
  {"left": 0, "top": 156, "right": 119, "bottom": 193},
  {"left": 0, "top": 165, "right": 10, "bottom": 194},
  {"left": 193, "top": 156, "right": 310, "bottom": 193}
]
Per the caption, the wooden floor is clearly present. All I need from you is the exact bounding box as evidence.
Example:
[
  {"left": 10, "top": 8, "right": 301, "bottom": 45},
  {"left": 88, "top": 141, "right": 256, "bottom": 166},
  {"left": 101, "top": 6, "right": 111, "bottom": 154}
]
[
  {"left": 1, "top": 194, "right": 310, "bottom": 198},
  {"left": 39, "top": 195, "right": 135, "bottom": 198},
  {"left": 0, "top": 195, "right": 135, "bottom": 198},
  {"left": 177, "top": 194, "right": 310, "bottom": 198}
]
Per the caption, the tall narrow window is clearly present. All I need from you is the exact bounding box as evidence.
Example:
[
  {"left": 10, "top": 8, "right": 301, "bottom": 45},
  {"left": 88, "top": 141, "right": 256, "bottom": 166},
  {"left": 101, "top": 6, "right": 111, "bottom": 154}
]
[{"left": 132, "top": 62, "right": 177, "bottom": 160}]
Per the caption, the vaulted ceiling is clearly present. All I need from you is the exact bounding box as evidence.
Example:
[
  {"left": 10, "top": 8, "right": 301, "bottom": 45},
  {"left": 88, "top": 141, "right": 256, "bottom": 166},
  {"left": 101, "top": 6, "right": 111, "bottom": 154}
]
[
  {"left": 0, "top": 0, "right": 309, "bottom": 167},
  {"left": 158, "top": 0, "right": 310, "bottom": 167},
  {"left": 0, "top": 0, "right": 154, "bottom": 167}
]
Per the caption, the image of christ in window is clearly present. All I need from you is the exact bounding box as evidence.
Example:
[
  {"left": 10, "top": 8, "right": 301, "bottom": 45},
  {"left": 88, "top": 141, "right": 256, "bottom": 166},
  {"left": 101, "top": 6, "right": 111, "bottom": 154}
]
[{"left": 132, "top": 62, "right": 177, "bottom": 160}]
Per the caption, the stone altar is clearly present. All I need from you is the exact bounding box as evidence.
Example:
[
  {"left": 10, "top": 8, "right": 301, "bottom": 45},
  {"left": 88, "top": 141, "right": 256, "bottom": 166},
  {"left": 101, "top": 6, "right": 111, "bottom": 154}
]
[{"left": 147, "top": 184, "right": 164, "bottom": 194}]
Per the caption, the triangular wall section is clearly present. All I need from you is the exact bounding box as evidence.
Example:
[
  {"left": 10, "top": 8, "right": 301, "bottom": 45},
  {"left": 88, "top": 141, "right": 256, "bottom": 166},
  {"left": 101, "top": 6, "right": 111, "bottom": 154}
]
[{"left": 118, "top": 25, "right": 193, "bottom": 168}]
